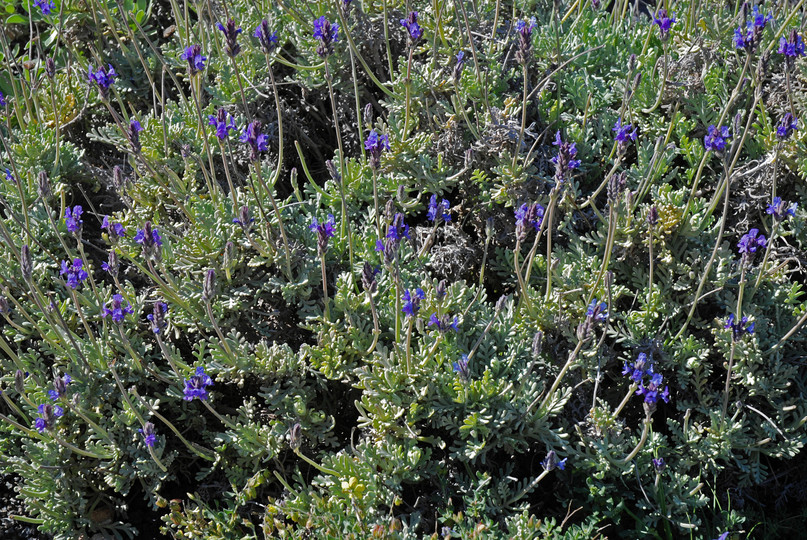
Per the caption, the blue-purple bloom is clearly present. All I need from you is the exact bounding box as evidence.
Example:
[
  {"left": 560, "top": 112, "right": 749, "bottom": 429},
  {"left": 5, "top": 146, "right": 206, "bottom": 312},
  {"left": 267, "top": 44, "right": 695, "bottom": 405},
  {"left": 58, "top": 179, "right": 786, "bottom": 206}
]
[
  {"left": 310, "top": 214, "right": 336, "bottom": 254},
  {"left": 613, "top": 117, "right": 637, "bottom": 147},
  {"left": 453, "top": 51, "right": 466, "bottom": 83},
  {"left": 427, "top": 195, "right": 451, "bottom": 223},
  {"left": 387, "top": 213, "right": 410, "bottom": 240},
  {"left": 515, "top": 16, "right": 537, "bottom": 63},
  {"left": 452, "top": 354, "right": 470, "bottom": 380},
  {"left": 180, "top": 45, "right": 206, "bottom": 75},
  {"left": 147, "top": 302, "right": 168, "bottom": 334},
  {"left": 184, "top": 366, "right": 213, "bottom": 401},
  {"left": 429, "top": 313, "right": 459, "bottom": 333},
  {"left": 734, "top": 5, "right": 771, "bottom": 51},
  {"left": 541, "top": 450, "right": 567, "bottom": 471},
  {"left": 704, "top": 125, "right": 730, "bottom": 152},
  {"left": 60, "top": 258, "right": 88, "bottom": 289},
  {"left": 402, "top": 288, "right": 425, "bottom": 317},
  {"left": 779, "top": 29, "right": 806, "bottom": 58},
  {"left": 232, "top": 205, "right": 254, "bottom": 231},
  {"left": 34, "top": 403, "right": 62, "bottom": 433},
  {"left": 254, "top": 20, "right": 279, "bottom": 54},
  {"left": 101, "top": 216, "right": 126, "bottom": 239},
  {"left": 551, "top": 131, "right": 581, "bottom": 184},
  {"left": 64, "top": 205, "right": 83, "bottom": 234},
  {"left": 240, "top": 121, "right": 269, "bottom": 161},
  {"left": 33, "top": 0, "right": 55, "bottom": 15},
  {"left": 737, "top": 228, "right": 766, "bottom": 255},
  {"left": 767, "top": 197, "right": 797, "bottom": 221},
  {"left": 139, "top": 422, "right": 157, "bottom": 448},
  {"left": 652, "top": 9, "right": 676, "bottom": 41},
  {"left": 776, "top": 113, "right": 798, "bottom": 140},
  {"left": 635, "top": 371, "right": 670, "bottom": 405},
  {"left": 400, "top": 11, "right": 423, "bottom": 43},
  {"left": 48, "top": 374, "right": 72, "bottom": 401},
  {"left": 216, "top": 19, "right": 242, "bottom": 57},
  {"left": 652, "top": 457, "right": 666, "bottom": 472},
  {"left": 586, "top": 299, "right": 608, "bottom": 321},
  {"left": 313, "top": 16, "right": 339, "bottom": 57},
  {"left": 365, "top": 129, "right": 390, "bottom": 169},
  {"left": 134, "top": 224, "right": 163, "bottom": 248},
  {"left": 102, "top": 294, "right": 134, "bottom": 324},
  {"left": 0, "top": 91, "right": 6, "bottom": 107},
  {"left": 88, "top": 65, "right": 117, "bottom": 99},
  {"left": 4, "top": 168, "right": 13, "bottom": 184},
  {"left": 725, "top": 313, "right": 754, "bottom": 341},
  {"left": 208, "top": 109, "right": 237, "bottom": 140},
  {"left": 622, "top": 352, "right": 651, "bottom": 384},
  {"left": 714, "top": 533, "right": 730, "bottom": 540},
  {"left": 514, "top": 202, "right": 545, "bottom": 242}
]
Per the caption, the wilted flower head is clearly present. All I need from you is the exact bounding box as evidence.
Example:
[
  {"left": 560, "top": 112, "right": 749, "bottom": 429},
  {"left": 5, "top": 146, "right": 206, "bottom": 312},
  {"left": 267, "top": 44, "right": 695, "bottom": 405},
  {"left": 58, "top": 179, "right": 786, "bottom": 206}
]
[
  {"left": 60, "top": 258, "right": 88, "bottom": 289},
  {"left": 102, "top": 294, "right": 134, "bottom": 324},
  {"left": 310, "top": 214, "right": 336, "bottom": 255},
  {"left": 776, "top": 113, "right": 799, "bottom": 140},
  {"left": 313, "top": 16, "right": 339, "bottom": 57},
  {"left": 21, "top": 244, "right": 33, "bottom": 282},
  {"left": 652, "top": 9, "right": 676, "bottom": 41},
  {"left": 64, "top": 205, "right": 83, "bottom": 234},
  {"left": 551, "top": 131, "right": 581, "bottom": 185},
  {"left": 361, "top": 262, "right": 379, "bottom": 293},
  {"left": 704, "top": 125, "right": 730, "bottom": 152},
  {"left": 452, "top": 354, "right": 470, "bottom": 380},
  {"left": 88, "top": 64, "right": 117, "bottom": 99},
  {"left": 240, "top": 121, "right": 269, "bottom": 161},
  {"left": 427, "top": 195, "right": 451, "bottom": 223},
  {"left": 515, "top": 16, "right": 537, "bottom": 64},
  {"left": 725, "top": 313, "right": 755, "bottom": 341},
  {"left": 365, "top": 129, "right": 390, "bottom": 169},
  {"left": 45, "top": 57, "right": 55, "bottom": 79},
  {"left": 208, "top": 108, "right": 237, "bottom": 140},
  {"left": 216, "top": 19, "right": 242, "bottom": 57},
  {"left": 34, "top": 0, "right": 55, "bottom": 15},
  {"left": 607, "top": 171, "right": 628, "bottom": 205},
  {"left": 402, "top": 288, "right": 425, "bottom": 317},
  {"left": 779, "top": 29, "right": 806, "bottom": 59},
  {"left": 400, "top": 11, "right": 423, "bottom": 44},
  {"left": 541, "top": 450, "right": 567, "bottom": 471},
  {"left": 180, "top": 44, "right": 206, "bottom": 75},
  {"left": 183, "top": 366, "right": 213, "bottom": 401},
  {"left": 254, "top": 20, "right": 279, "bottom": 54},
  {"left": 233, "top": 205, "right": 255, "bottom": 231},
  {"left": 139, "top": 422, "right": 157, "bottom": 448},
  {"left": 147, "top": 302, "right": 168, "bottom": 334},
  {"left": 128, "top": 118, "right": 144, "bottom": 154},
  {"left": 766, "top": 197, "right": 797, "bottom": 221}
]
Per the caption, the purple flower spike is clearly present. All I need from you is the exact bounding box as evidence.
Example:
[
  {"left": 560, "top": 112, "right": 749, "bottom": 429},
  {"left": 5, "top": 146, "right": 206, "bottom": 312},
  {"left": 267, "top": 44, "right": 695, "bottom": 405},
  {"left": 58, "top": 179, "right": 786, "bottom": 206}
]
[
  {"left": 88, "top": 64, "right": 117, "bottom": 99},
  {"left": 216, "top": 19, "right": 242, "bottom": 57},
  {"left": 452, "top": 354, "right": 470, "bottom": 380},
  {"left": 310, "top": 214, "right": 336, "bottom": 254},
  {"left": 147, "top": 302, "right": 168, "bottom": 334},
  {"left": 208, "top": 109, "right": 237, "bottom": 140},
  {"left": 33, "top": 0, "right": 55, "bottom": 15},
  {"left": 402, "top": 288, "right": 425, "bottom": 317},
  {"left": 134, "top": 221, "right": 163, "bottom": 259},
  {"left": 737, "top": 228, "right": 766, "bottom": 255},
  {"left": 613, "top": 117, "right": 638, "bottom": 149},
  {"left": 183, "top": 366, "right": 213, "bottom": 401},
  {"left": 734, "top": 5, "right": 772, "bottom": 52},
  {"left": 514, "top": 202, "right": 545, "bottom": 242},
  {"left": 101, "top": 216, "right": 126, "bottom": 240},
  {"left": 48, "top": 374, "right": 71, "bottom": 401},
  {"left": 102, "top": 294, "right": 134, "bottom": 324},
  {"left": 139, "top": 422, "right": 157, "bottom": 448},
  {"left": 725, "top": 313, "right": 755, "bottom": 341},
  {"left": 551, "top": 131, "right": 581, "bottom": 185},
  {"left": 180, "top": 45, "right": 207, "bottom": 75},
  {"left": 254, "top": 20, "right": 279, "bottom": 54},
  {"left": 515, "top": 16, "right": 537, "bottom": 64},
  {"left": 313, "top": 16, "right": 339, "bottom": 57},
  {"left": 653, "top": 9, "right": 676, "bottom": 41},
  {"left": 64, "top": 205, "right": 83, "bottom": 234},
  {"left": 541, "top": 450, "right": 567, "bottom": 471},
  {"left": 767, "top": 197, "right": 797, "bottom": 221},
  {"left": 428, "top": 313, "right": 459, "bottom": 333},
  {"left": 427, "top": 195, "right": 451, "bottom": 223},
  {"left": 365, "top": 129, "right": 390, "bottom": 169},
  {"left": 779, "top": 29, "right": 806, "bottom": 58},
  {"left": 400, "top": 11, "right": 423, "bottom": 44},
  {"left": 240, "top": 121, "right": 269, "bottom": 161},
  {"left": 60, "top": 258, "right": 88, "bottom": 289},
  {"left": 776, "top": 113, "right": 799, "bottom": 140},
  {"left": 704, "top": 125, "right": 730, "bottom": 152}
]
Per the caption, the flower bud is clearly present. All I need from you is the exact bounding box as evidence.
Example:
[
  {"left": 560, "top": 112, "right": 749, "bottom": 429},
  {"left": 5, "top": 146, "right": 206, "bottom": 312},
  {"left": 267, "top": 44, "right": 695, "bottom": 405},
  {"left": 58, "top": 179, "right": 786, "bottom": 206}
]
[
  {"left": 203, "top": 269, "right": 216, "bottom": 301},
  {"left": 37, "top": 171, "right": 51, "bottom": 199},
  {"left": 45, "top": 57, "right": 56, "bottom": 79},
  {"left": 20, "top": 244, "right": 32, "bottom": 282},
  {"left": 14, "top": 370, "right": 24, "bottom": 394}
]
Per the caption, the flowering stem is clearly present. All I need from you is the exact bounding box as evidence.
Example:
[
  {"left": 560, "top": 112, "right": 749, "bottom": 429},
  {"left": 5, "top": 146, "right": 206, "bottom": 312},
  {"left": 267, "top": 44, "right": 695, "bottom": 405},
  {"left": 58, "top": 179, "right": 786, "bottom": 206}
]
[
  {"left": 382, "top": 0, "right": 395, "bottom": 78},
  {"left": 647, "top": 226, "right": 655, "bottom": 309},
  {"left": 405, "top": 317, "right": 414, "bottom": 374},
  {"left": 534, "top": 338, "right": 586, "bottom": 414},
  {"left": 365, "top": 291, "right": 380, "bottom": 355},
  {"left": 721, "top": 342, "right": 738, "bottom": 428},
  {"left": 188, "top": 75, "right": 220, "bottom": 206},
  {"left": 252, "top": 164, "right": 293, "bottom": 280},
  {"left": 49, "top": 431, "right": 112, "bottom": 460},
  {"left": 293, "top": 448, "right": 339, "bottom": 477},
  {"left": 204, "top": 299, "right": 235, "bottom": 360},
  {"left": 752, "top": 221, "right": 779, "bottom": 295},
  {"left": 612, "top": 382, "right": 639, "bottom": 420},
  {"left": 642, "top": 42, "right": 668, "bottom": 115},
  {"left": 586, "top": 206, "right": 617, "bottom": 306},
  {"left": 69, "top": 289, "right": 100, "bottom": 355},
  {"left": 512, "top": 65, "right": 529, "bottom": 170},
  {"left": 505, "top": 469, "right": 549, "bottom": 507},
  {"left": 544, "top": 199, "right": 559, "bottom": 302},
  {"left": 583, "top": 158, "right": 622, "bottom": 212},
  {"left": 372, "top": 168, "right": 382, "bottom": 240},
  {"left": 319, "top": 253, "right": 330, "bottom": 323},
  {"left": 217, "top": 141, "right": 239, "bottom": 213},
  {"left": 228, "top": 57, "right": 251, "bottom": 121},
  {"left": 403, "top": 47, "right": 414, "bottom": 137},
  {"left": 620, "top": 416, "right": 652, "bottom": 464},
  {"left": 109, "top": 363, "right": 147, "bottom": 426},
  {"left": 201, "top": 399, "right": 239, "bottom": 431},
  {"left": 512, "top": 239, "right": 534, "bottom": 314}
]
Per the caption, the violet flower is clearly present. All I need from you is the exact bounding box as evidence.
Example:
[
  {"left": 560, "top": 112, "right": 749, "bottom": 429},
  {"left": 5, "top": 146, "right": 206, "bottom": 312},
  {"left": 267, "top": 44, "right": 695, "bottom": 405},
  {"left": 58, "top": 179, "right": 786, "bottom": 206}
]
[
  {"left": 147, "top": 302, "right": 168, "bottom": 334},
  {"left": 139, "top": 422, "right": 157, "bottom": 448},
  {"left": 402, "top": 288, "right": 425, "bottom": 317},
  {"left": 33, "top": 0, "right": 55, "bottom": 15},
  {"left": 101, "top": 216, "right": 126, "bottom": 240},
  {"left": 551, "top": 131, "right": 581, "bottom": 185},
  {"left": 365, "top": 129, "right": 390, "bottom": 169},
  {"left": 766, "top": 197, "right": 797, "bottom": 221},
  {"left": 88, "top": 64, "right": 117, "bottom": 100},
  {"left": 208, "top": 109, "right": 237, "bottom": 140},
  {"left": 64, "top": 205, "right": 83, "bottom": 234},
  {"left": 102, "top": 294, "right": 134, "bottom": 324},
  {"left": 310, "top": 214, "right": 336, "bottom": 255},
  {"left": 652, "top": 9, "right": 676, "bottom": 41},
  {"left": 313, "top": 16, "right": 339, "bottom": 58},
  {"left": 704, "top": 125, "right": 730, "bottom": 152},
  {"left": 254, "top": 20, "right": 279, "bottom": 54},
  {"left": 400, "top": 11, "right": 423, "bottom": 44},
  {"left": 240, "top": 121, "right": 269, "bottom": 162},
  {"left": 60, "top": 258, "right": 88, "bottom": 289},
  {"left": 183, "top": 366, "right": 213, "bottom": 401},
  {"left": 180, "top": 45, "right": 206, "bottom": 75},
  {"left": 216, "top": 19, "right": 242, "bottom": 57},
  {"left": 725, "top": 313, "right": 755, "bottom": 341},
  {"left": 776, "top": 113, "right": 798, "bottom": 140},
  {"left": 427, "top": 195, "right": 451, "bottom": 223}
]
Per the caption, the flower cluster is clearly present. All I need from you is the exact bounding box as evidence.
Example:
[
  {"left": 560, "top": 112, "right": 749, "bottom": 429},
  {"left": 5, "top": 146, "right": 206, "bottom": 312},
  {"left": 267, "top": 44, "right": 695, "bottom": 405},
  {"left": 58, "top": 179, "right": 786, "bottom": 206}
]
[
  {"left": 515, "top": 16, "right": 537, "bottom": 64},
  {"left": 704, "top": 125, "right": 730, "bottom": 152},
  {"left": 452, "top": 354, "right": 470, "bottom": 380},
  {"left": 514, "top": 202, "right": 545, "bottom": 242},
  {"left": 365, "top": 129, "right": 390, "bottom": 169},
  {"left": 0, "top": 91, "right": 5, "bottom": 107},
  {"left": 577, "top": 299, "right": 608, "bottom": 341},
  {"left": 766, "top": 197, "right": 797, "bottom": 221},
  {"left": 34, "top": 0, "right": 55, "bottom": 15},
  {"left": 400, "top": 11, "right": 423, "bottom": 44},
  {"left": 613, "top": 117, "right": 637, "bottom": 153},
  {"left": 60, "top": 258, "right": 88, "bottom": 289},
  {"left": 652, "top": 9, "right": 676, "bottom": 41},
  {"left": 250, "top": 21, "right": 276, "bottom": 56},
  {"left": 64, "top": 205, "right": 83, "bottom": 234},
  {"left": 88, "top": 65, "right": 117, "bottom": 99},
  {"left": 180, "top": 45, "right": 206, "bottom": 75},
  {"left": 183, "top": 366, "right": 213, "bottom": 401},
  {"left": 541, "top": 450, "right": 567, "bottom": 472},
  {"left": 551, "top": 131, "right": 581, "bottom": 185},
  {"left": 139, "top": 422, "right": 157, "bottom": 448},
  {"left": 402, "top": 288, "right": 425, "bottom": 317},
  {"left": 376, "top": 212, "right": 410, "bottom": 263},
  {"left": 128, "top": 119, "right": 143, "bottom": 154},
  {"left": 102, "top": 215, "right": 126, "bottom": 240},
  {"left": 102, "top": 294, "right": 134, "bottom": 324},
  {"left": 101, "top": 250, "right": 119, "bottom": 277},
  {"left": 240, "top": 121, "right": 269, "bottom": 161},
  {"left": 313, "top": 16, "right": 339, "bottom": 58},
  {"left": 733, "top": 5, "right": 772, "bottom": 51},
  {"left": 779, "top": 29, "right": 805, "bottom": 61},
  {"left": 737, "top": 228, "right": 766, "bottom": 256},
  {"left": 725, "top": 313, "right": 754, "bottom": 341},
  {"left": 134, "top": 221, "right": 163, "bottom": 259},
  {"left": 48, "top": 374, "right": 72, "bottom": 401},
  {"left": 310, "top": 214, "right": 336, "bottom": 255},
  {"left": 776, "top": 113, "right": 798, "bottom": 140},
  {"left": 216, "top": 19, "right": 242, "bottom": 57},
  {"left": 621, "top": 352, "right": 651, "bottom": 383},
  {"left": 625, "top": 355, "right": 671, "bottom": 407},
  {"left": 428, "top": 313, "right": 459, "bottom": 333},
  {"left": 208, "top": 109, "right": 237, "bottom": 140},
  {"left": 34, "top": 403, "right": 63, "bottom": 433},
  {"left": 147, "top": 302, "right": 168, "bottom": 334},
  {"left": 427, "top": 195, "right": 451, "bottom": 223}
]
